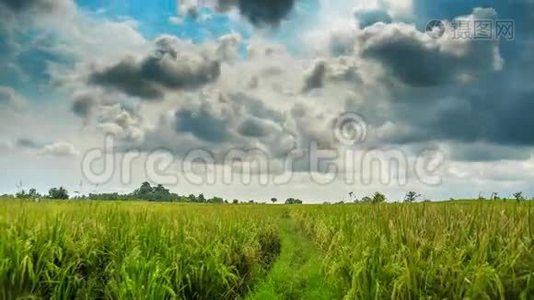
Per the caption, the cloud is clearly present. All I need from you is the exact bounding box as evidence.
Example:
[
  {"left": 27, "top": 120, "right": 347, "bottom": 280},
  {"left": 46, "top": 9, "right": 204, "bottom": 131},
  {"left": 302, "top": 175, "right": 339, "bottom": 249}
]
[
  {"left": 448, "top": 143, "right": 532, "bottom": 162},
  {"left": 171, "top": 90, "right": 290, "bottom": 147},
  {"left": 39, "top": 141, "right": 78, "bottom": 157},
  {"left": 89, "top": 36, "right": 221, "bottom": 99},
  {"left": 0, "top": 0, "right": 64, "bottom": 14},
  {"left": 377, "top": 76, "right": 534, "bottom": 149},
  {"left": 180, "top": 0, "right": 296, "bottom": 26},
  {"left": 3, "top": 0, "right": 534, "bottom": 199},
  {"left": 15, "top": 138, "right": 78, "bottom": 157},
  {"left": 232, "top": 0, "right": 295, "bottom": 26},
  {"left": 354, "top": 8, "right": 392, "bottom": 28},
  {"left": 0, "top": 0, "right": 74, "bottom": 32},
  {"left": 0, "top": 139, "right": 12, "bottom": 154},
  {"left": 16, "top": 138, "right": 41, "bottom": 149},
  {"left": 302, "top": 60, "right": 327, "bottom": 92},
  {"left": 237, "top": 117, "right": 278, "bottom": 138},
  {"left": 176, "top": 105, "right": 232, "bottom": 144},
  {"left": 71, "top": 91, "right": 97, "bottom": 119},
  {"left": 357, "top": 13, "right": 502, "bottom": 86},
  {"left": 0, "top": 86, "right": 26, "bottom": 111},
  {"left": 95, "top": 103, "right": 145, "bottom": 143}
]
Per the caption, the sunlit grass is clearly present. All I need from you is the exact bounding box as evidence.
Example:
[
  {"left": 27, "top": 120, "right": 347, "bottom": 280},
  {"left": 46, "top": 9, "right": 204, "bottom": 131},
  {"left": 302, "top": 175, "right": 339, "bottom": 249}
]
[
  {"left": 292, "top": 201, "right": 534, "bottom": 299},
  {"left": 0, "top": 200, "right": 532, "bottom": 299},
  {"left": 0, "top": 201, "right": 281, "bottom": 299}
]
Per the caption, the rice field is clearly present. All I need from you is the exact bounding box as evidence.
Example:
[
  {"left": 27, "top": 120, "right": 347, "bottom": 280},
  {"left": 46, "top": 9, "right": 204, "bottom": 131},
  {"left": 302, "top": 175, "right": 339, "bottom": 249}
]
[
  {"left": 0, "top": 202, "right": 281, "bottom": 299},
  {"left": 0, "top": 200, "right": 532, "bottom": 299},
  {"left": 292, "top": 202, "right": 534, "bottom": 299}
]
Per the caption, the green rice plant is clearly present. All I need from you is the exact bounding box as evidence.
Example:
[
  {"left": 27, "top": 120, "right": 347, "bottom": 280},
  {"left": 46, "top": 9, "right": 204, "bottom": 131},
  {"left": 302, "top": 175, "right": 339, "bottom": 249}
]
[
  {"left": 1, "top": 199, "right": 532, "bottom": 299},
  {"left": 291, "top": 201, "right": 534, "bottom": 299},
  {"left": 0, "top": 201, "right": 281, "bottom": 299}
]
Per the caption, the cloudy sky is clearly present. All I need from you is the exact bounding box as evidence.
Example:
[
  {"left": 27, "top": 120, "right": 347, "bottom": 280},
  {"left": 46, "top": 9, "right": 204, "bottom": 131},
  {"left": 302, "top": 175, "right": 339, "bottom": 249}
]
[{"left": 0, "top": 0, "right": 533, "bottom": 202}]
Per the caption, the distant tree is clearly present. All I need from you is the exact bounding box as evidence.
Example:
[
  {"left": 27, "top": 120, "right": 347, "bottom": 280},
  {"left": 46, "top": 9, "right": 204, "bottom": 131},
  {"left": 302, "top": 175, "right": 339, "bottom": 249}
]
[
  {"left": 490, "top": 192, "right": 500, "bottom": 200},
  {"left": 323, "top": 201, "right": 331, "bottom": 205},
  {"left": 513, "top": 192, "right": 525, "bottom": 203},
  {"left": 16, "top": 190, "right": 28, "bottom": 199},
  {"left": 248, "top": 200, "right": 255, "bottom": 204},
  {"left": 154, "top": 184, "right": 167, "bottom": 194},
  {"left": 232, "top": 199, "right": 239, "bottom": 204},
  {"left": 48, "top": 187, "right": 69, "bottom": 200},
  {"left": 138, "top": 182, "right": 153, "bottom": 195},
  {"left": 198, "top": 193, "right": 206, "bottom": 203},
  {"left": 371, "top": 192, "right": 386, "bottom": 204},
  {"left": 131, "top": 182, "right": 175, "bottom": 202},
  {"left": 285, "top": 198, "right": 303, "bottom": 205},
  {"left": 361, "top": 196, "right": 372, "bottom": 203},
  {"left": 208, "top": 197, "right": 224, "bottom": 204},
  {"left": 271, "top": 197, "right": 277, "bottom": 204},
  {"left": 404, "top": 191, "right": 421, "bottom": 203},
  {"left": 28, "top": 188, "right": 40, "bottom": 199}
]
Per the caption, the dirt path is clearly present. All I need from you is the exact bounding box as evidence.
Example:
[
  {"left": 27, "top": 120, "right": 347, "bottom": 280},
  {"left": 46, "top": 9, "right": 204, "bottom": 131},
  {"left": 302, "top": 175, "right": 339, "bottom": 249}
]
[{"left": 246, "top": 215, "right": 339, "bottom": 300}]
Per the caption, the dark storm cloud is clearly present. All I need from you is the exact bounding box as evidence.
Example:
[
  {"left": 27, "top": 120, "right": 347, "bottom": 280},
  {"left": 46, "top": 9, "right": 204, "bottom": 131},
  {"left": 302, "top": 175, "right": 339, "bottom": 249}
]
[
  {"left": 173, "top": 93, "right": 285, "bottom": 144},
  {"left": 89, "top": 37, "right": 221, "bottom": 100},
  {"left": 483, "top": 91, "right": 534, "bottom": 145},
  {"left": 237, "top": 117, "right": 273, "bottom": 137},
  {"left": 302, "top": 60, "right": 327, "bottom": 92},
  {"left": 358, "top": 23, "right": 501, "bottom": 87},
  {"left": 90, "top": 57, "right": 164, "bottom": 99},
  {"left": 237, "top": 0, "right": 295, "bottom": 26},
  {"left": 214, "top": 0, "right": 295, "bottom": 26},
  {"left": 175, "top": 108, "right": 230, "bottom": 143},
  {"left": 354, "top": 8, "right": 502, "bottom": 87},
  {"left": 90, "top": 56, "right": 220, "bottom": 100},
  {"left": 0, "top": 0, "right": 62, "bottom": 14},
  {"left": 71, "top": 92, "right": 96, "bottom": 118},
  {"left": 379, "top": 71, "right": 534, "bottom": 153},
  {"left": 0, "top": 0, "right": 35, "bottom": 11},
  {"left": 16, "top": 138, "right": 41, "bottom": 149},
  {"left": 343, "top": 5, "right": 534, "bottom": 160},
  {"left": 450, "top": 143, "right": 531, "bottom": 162},
  {"left": 0, "top": 0, "right": 48, "bottom": 12}
]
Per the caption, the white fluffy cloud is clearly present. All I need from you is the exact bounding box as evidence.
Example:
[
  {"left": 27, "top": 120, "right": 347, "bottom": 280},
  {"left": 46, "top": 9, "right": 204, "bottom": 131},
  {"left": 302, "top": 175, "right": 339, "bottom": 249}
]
[{"left": 39, "top": 141, "right": 79, "bottom": 157}]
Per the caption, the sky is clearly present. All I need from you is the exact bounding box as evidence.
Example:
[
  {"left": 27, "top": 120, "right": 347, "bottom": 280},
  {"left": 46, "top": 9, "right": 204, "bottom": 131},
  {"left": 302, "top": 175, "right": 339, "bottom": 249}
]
[{"left": 0, "top": 0, "right": 533, "bottom": 202}]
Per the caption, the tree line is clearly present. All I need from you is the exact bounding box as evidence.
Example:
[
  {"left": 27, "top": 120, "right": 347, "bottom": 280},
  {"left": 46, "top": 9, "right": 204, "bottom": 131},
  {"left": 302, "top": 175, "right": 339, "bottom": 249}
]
[
  {"left": 5, "top": 184, "right": 529, "bottom": 204},
  {"left": 4, "top": 182, "right": 305, "bottom": 204}
]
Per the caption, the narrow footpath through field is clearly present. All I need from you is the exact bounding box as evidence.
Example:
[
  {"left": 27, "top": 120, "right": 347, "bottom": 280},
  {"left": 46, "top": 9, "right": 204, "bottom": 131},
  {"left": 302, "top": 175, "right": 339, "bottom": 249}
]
[{"left": 246, "top": 214, "right": 339, "bottom": 300}]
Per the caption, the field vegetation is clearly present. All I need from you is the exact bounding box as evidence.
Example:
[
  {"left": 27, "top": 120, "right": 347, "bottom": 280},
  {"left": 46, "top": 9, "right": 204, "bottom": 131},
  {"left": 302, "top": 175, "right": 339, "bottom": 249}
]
[
  {"left": 0, "top": 202, "right": 281, "bottom": 299},
  {"left": 292, "top": 202, "right": 534, "bottom": 299},
  {"left": 0, "top": 199, "right": 532, "bottom": 299}
]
